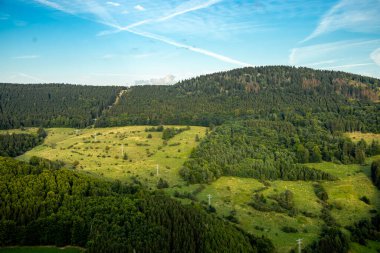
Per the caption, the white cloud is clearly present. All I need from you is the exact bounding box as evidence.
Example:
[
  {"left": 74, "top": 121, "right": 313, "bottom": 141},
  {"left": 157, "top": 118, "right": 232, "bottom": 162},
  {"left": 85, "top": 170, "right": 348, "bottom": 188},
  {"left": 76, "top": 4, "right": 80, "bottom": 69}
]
[
  {"left": 370, "top": 48, "right": 380, "bottom": 66},
  {"left": 12, "top": 55, "right": 40, "bottom": 60},
  {"left": 302, "top": 0, "right": 380, "bottom": 42},
  {"left": 134, "top": 5, "right": 145, "bottom": 11},
  {"left": 106, "top": 1, "right": 120, "bottom": 7},
  {"left": 135, "top": 75, "right": 176, "bottom": 85}
]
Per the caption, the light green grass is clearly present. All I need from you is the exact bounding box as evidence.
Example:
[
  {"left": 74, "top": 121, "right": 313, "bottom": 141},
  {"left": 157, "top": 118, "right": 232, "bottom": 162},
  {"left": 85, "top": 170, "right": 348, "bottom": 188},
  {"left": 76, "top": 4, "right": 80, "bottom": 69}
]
[
  {"left": 192, "top": 177, "right": 322, "bottom": 252},
  {"left": 0, "top": 246, "right": 83, "bottom": 253},
  {"left": 349, "top": 241, "right": 380, "bottom": 253},
  {"left": 345, "top": 132, "right": 380, "bottom": 143},
  {"left": 188, "top": 159, "right": 380, "bottom": 252},
  {"left": 308, "top": 162, "right": 380, "bottom": 226},
  {"left": 0, "top": 128, "right": 38, "bottom": 135},
  {"left": 18, "top": 126, "right": 206, "bottom": 187}
]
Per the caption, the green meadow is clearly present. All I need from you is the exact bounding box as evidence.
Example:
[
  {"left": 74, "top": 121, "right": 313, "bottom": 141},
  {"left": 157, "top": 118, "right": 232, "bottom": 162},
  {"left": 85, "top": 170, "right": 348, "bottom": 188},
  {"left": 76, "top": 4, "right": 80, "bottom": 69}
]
[{"left": 17, "top": 126, "right": 206, "bottom": 187}]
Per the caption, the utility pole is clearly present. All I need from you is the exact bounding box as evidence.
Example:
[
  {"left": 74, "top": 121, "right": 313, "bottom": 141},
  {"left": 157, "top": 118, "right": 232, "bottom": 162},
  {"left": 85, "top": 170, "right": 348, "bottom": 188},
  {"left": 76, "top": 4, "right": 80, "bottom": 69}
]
[
  {"left": 296, "top": 238, "right": 303, "bottom": 253},
  {"left": 207, "top": 194, "right": 212, "bottom": 206},
  {"left": 156, "top": 164, "right": 159, "bottom": 176}
]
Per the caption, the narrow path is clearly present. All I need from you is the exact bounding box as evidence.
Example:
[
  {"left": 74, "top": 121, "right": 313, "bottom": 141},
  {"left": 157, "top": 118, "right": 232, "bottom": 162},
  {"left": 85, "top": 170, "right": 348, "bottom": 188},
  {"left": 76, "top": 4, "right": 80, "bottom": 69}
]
[{"left": 92, "top": 88, "right": 128, "bottom": 127}]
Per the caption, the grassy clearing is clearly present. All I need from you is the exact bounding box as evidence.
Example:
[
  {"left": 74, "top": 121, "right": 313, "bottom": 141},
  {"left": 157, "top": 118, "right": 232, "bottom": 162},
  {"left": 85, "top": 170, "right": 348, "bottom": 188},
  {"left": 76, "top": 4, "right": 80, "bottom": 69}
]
[
  {"left": 18, "top": 126, "right": 206, "bottom": 187},
  {"left": 308, "top": 162, "right": 380, "bottom": 226},
  {"left": 0, "top": 128, "right": 38, "bottom": 135},
  {"left": 349, "top": 241, "right": 380, "bottom": 253},
  {"left": 181, "top": 159, "right": 380, "bottom": 252},
  {"left": 345, "top": 132, "right": 380, "bottom": 143},
  {"left": 0, "top": 246, "right": 83, "bottom": 253}
]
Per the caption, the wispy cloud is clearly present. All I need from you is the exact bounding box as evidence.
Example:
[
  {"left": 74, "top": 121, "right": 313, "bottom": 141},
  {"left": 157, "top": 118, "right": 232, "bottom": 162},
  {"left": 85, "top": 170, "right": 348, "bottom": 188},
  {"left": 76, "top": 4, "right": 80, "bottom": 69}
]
[
  {"left": 33, "top": 0, "right": 251, "bottom": 67},
  {"left": 9, "top": 72, "right": 46, "bottom": 83},
  {"left": 370, "top": 48, "right": 380, "bottom": 67},
  {"left": 323, "top": 63, "right": 374, "bottom": 70},
  {"left": 289, "top": 39, "right": 380, "bottom": 65},
  {"left": 98, "top": 0, "right": 222, "bottom": 35},
  {"left": 106, "top": 1, "right": 120, "bottom": 7},
  {"left": 12, "top": 55, "right": 40, "bottom": 60},
  {"left": 302, "top": 0, "right": 380, "bottom": 42},
  {"left": 0, "top": 13, "right": 10, "bottom": 20},
  {"left": 134, "top": 5, "right": 145, "bottom": 11},
  {"left": 128, "top": 29, "right": 252, "bottom": 66},
  {"left": 157, "top": 0, "right": 220, "bottom": 22}
]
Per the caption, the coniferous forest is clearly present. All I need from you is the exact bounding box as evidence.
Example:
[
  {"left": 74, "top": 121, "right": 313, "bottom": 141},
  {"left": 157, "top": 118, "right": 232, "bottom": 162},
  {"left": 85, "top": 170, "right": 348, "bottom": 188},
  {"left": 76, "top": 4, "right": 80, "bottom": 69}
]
[
  {"left": 0, "top": 157, "right": 274, "bottom": 253},
  {"left": 0, "top": 84, "right": 122, "bottom": 129}
]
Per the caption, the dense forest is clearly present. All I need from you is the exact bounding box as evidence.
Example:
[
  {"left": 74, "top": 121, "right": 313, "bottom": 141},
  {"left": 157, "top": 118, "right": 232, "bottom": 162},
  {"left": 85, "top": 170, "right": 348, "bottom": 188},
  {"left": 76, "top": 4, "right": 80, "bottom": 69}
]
[
  {"left": 0, "top": 128, "right": 47, "bottom": 157},
  {"left": 95, "top": 66, "right": 380, "bottom": 133},
  {"left": 179, "top": 120, "right": 379, "bottom": 183},
  {"left": 0, "top": 157, "right": 274, "bottom": 253},
  {"left": 0, "top": 84, "right": 122, "bottom": 129}
]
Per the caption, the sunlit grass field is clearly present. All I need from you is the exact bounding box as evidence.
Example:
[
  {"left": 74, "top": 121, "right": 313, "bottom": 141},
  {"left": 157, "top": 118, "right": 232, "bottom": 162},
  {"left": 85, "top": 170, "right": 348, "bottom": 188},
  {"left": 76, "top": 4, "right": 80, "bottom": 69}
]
[
  {"left": 345, "top": 131, "right": 380, "bottom": 143},
  {"left": 17, "top": 126, "right": 206, "bottom": 187},
  {"left": 168, "top": 158, "right": 380, "bottom": 252}
]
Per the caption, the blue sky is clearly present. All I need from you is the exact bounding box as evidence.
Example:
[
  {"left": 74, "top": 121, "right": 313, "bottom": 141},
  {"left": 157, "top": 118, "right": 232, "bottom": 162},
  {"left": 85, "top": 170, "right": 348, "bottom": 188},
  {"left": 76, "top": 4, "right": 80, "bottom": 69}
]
[{"left": 0, "top": 0, "right": 379, "bottom": 85}]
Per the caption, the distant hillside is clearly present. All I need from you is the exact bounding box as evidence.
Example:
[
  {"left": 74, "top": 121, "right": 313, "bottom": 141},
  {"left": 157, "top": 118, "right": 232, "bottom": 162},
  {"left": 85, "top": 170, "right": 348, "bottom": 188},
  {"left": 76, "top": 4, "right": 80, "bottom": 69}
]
[
  {"left": 95, "top": 66, "right": 380, "bottom": 132},
  {"left": 0, "top": 84, "right": 123, "bottom": 129}
]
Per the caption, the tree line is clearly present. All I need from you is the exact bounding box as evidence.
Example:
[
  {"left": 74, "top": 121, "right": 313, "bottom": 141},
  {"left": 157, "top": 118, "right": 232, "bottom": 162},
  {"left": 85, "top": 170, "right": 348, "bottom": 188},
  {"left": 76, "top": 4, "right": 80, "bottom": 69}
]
[
  {"left": 0, "top": 83, "right": 122, "bottom": 129},
  {"left": 0, "top": 128, "right": 47, "bottom": 157},
  {"left": 180, "top": 120, "right": 379, "bottom": 183}
]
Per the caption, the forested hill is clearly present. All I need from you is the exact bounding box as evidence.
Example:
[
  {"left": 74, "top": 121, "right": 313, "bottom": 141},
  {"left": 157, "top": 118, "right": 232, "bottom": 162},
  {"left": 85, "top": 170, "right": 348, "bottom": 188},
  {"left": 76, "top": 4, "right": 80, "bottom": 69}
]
[
  {"left": 0, "top": 83, "right": 123, "bottom": 129},
  {"left": 95, "top": 66, "right": 380, "bottom": 132},
  {"left": 0, "top": 157, "right": 274, "bottom": 253}
]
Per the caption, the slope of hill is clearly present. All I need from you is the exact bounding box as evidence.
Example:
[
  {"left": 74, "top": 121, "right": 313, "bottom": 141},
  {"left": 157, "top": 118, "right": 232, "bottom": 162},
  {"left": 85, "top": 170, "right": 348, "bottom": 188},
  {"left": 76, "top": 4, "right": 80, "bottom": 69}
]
[
  {"left": 0, "top": 157, "right": 274, "bottom": 253},
  {"left": 96, "top": 66, "right": 380, "bottom": 133},
  {"left": 0, "top": 84, "right": 123, "bottom": 129}
]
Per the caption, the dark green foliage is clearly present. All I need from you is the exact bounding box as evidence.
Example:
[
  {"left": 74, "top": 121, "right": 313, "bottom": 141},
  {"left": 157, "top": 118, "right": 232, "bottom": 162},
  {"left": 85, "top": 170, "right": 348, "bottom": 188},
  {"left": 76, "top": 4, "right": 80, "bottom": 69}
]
[
  {"left": 248, "top": 190, "right": 297, "bottom": 216},
  {"left": 29, "top": 156, "right": 65, "bottom": 170},
  {"left": 359, "top": 196, "right": 371, "bottom": 205},
  {"left": 180, "top": 120, "right": 339, "bottom": 183},
  {"left": 0, "top": 83, "right": 122, "bottom": 129},
  {"left": 147, "top": 133, "right": 153, "bottom": 139},
  {"left": 0, "top": 157, "right": 274, "bottom": 253},
  {"left": 314, "top": 183, "right": 329, "bottom": 202},
  {"left": 347, "top": 214, "right": 380, "bottom": 246},
  {"left": 37, "top": 128, "right": 47, "bottom": 139},
  {"left": 157, "top": 178, "right": 169, "bottom": 189},
  {"left": 162, "top": 126, "right": 190, "bottom": 141},
  {"left": 371, "top": 159, "right": 380, "bottom": 189},
  {"left": 95, "top": 66, "right": 380, "bottom": 133},
  {"left": 145, "top": 125, "right": 164, "bottom": 132},
  {"left": 281, "top": 226, "right": 298, "bottom": 233},
  {"left": 0, "top": 131, "right": 45, "bottom": 157},
  {"left": 302, "top": 227, "right": 350, "bottom": 253}
]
